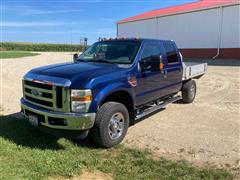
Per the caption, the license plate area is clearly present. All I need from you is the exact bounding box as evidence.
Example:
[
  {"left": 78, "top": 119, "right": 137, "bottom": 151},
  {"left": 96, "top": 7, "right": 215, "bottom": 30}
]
[
  {"left": 25, "top": 110, "right": 45, "bottom": 125},
  {"left": 28, "top": 114, "right": 39, "bottom": 127}
]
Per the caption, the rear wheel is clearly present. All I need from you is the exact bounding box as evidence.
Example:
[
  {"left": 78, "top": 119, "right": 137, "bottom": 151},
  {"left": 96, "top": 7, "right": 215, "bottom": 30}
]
[
  {"left": 91, "top": 102, "right": 129, "bottom": 148},
  {"left": 182, "top": 80, "right": 196, "bottom": 103}
]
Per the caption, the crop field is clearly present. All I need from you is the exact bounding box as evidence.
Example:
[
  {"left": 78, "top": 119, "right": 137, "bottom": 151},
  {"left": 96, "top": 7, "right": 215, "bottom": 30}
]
[{"left": 1, "top": 42, "right": 84, "bottom": 52}]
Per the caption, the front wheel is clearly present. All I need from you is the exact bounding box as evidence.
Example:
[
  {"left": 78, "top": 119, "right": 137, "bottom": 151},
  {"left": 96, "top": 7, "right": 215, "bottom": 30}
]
[
  {"left": 181, "top": 80, "right": 196, "bottom": 103},
  {"left": 91, "top": 102, "right": 129, "bottom": 148}
]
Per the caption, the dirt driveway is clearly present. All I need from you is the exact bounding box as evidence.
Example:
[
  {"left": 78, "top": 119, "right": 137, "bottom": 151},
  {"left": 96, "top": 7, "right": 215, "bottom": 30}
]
[{"left": 1, "top": 52, "right": 239, "bottom": 170}]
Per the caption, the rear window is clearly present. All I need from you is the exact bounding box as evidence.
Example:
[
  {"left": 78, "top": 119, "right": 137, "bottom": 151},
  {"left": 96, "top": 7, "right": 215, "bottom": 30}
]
[{"left": 163, "top": 42, "right": 179, "bottom": 64}]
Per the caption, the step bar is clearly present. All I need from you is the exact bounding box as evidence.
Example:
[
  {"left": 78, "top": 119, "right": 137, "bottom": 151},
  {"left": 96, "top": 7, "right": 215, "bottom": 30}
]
[{"left": 135, "top": 96, "right": 181, "bottom": 120}]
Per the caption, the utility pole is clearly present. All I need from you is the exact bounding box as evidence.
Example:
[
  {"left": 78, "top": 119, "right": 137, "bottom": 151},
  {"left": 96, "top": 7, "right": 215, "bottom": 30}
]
[
  {"left": 70, "top": 26, "right": 73, "bottom": 45},
  {"left": 84, "top": 38, "right": 88, "bottom": 50}
]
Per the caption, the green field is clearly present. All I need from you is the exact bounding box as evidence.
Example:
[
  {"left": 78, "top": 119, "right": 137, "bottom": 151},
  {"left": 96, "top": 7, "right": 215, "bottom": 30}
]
[
  {"left": 1, "top": 42, "right": 84, "bottom": 52},
  {"left": 0, "top": 51, "right": 40, "bottom": 59},
  {"left": 0, "top": 114, "right": 233, "bottom": 180}
]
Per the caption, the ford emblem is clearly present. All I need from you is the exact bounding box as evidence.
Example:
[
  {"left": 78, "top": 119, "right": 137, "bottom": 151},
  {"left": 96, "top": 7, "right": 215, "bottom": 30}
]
[{"left": 31, "top": 89, "right": 41, "bottom": 97}]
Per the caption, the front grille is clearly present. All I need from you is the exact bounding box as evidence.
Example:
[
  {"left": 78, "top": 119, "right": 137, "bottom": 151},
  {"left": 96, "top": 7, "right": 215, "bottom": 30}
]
[
  {"left": 23, "top": 80, "right": 68, "bottom": 111},
  {"left": 56, "top": 86, "right": 63, "bottom": 108},
  {"left": 25, "top": 88, "right": 53, "bottom": 98},
  {"left": 25, "top": 80, "right": 52, "bottom": 90},
  {"left": 25, "top": 95, "right": 53, "bottom": 107}
]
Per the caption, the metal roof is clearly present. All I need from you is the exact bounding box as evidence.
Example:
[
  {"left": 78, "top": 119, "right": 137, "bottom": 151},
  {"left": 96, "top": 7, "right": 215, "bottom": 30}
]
[{"left": 117, "top": 0, "right": 239, "bottom": 24}]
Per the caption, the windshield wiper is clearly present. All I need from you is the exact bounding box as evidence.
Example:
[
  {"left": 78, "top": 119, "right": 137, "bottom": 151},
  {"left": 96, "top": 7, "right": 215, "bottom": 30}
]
[
  {"left": 76, "top": 59, "right": 88, "bottom": 63},
  {"left": 91, "top": 59, "right": 116, "bottom": 64}
]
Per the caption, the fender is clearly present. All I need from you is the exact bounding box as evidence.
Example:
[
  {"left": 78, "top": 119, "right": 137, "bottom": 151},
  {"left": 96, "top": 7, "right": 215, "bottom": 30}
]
[{"left": 89, "top": 82, "right": 135, "bottom": 112}]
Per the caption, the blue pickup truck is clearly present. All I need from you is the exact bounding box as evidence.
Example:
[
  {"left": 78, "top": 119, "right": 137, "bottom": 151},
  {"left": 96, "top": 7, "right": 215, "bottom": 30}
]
[{"left": 21, "top": 38, "right": 207, "bottom": 148}]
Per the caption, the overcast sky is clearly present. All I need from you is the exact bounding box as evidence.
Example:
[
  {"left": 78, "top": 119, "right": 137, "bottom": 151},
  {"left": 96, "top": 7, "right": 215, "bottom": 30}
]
[{"left": 2, "top": 0, "right": 196, "bottom": 44}]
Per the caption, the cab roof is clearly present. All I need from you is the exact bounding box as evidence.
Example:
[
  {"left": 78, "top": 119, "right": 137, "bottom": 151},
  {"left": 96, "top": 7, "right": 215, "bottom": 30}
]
[{"left": 99, "top": 38, "right": 173, "bottom": 43}]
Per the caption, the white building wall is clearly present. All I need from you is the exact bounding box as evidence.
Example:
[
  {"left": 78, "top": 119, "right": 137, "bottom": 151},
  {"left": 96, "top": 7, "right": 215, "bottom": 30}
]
[
  {"left": 118, "top": 18, "right": 157, "bottom": 39},
  {"left": 221, "top": 5, "right": 240, "bottom": 48},
  {"left": 156, "top": 8, "right": 219, "bottom": 48},
  {"left": 117, "top": 4, "right": 240, "bottom": 49}
]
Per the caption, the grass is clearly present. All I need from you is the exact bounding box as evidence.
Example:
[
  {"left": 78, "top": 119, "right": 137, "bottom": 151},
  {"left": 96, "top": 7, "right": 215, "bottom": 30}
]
[
  {"left": 0, "top": 51, "right": 40, "bottom": 59},
  {"left": 0, "top": 114, "right": 234, "bottom": 180}
]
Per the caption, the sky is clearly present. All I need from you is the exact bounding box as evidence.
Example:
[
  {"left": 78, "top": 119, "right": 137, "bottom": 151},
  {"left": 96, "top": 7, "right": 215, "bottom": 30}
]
[{"left": 2, "top": 0, "right": 197, "bottom": 45}]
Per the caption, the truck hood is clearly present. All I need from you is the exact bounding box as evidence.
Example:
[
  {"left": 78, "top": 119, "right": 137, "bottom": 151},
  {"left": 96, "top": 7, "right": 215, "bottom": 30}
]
[{"left": 27, "top": 62, "right": 129, "bottom": 88}]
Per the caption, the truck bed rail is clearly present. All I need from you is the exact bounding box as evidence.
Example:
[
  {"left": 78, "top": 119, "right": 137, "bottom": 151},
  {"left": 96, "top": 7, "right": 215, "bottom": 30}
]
[{"left": 182, "top": 62, "right": 207, "bottom": 80}]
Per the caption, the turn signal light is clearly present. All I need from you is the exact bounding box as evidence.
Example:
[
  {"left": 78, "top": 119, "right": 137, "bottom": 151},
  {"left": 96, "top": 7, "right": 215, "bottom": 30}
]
[
  {"left": 160, "top": 63, "right": 164, "bottom": 70},
  {"left": 71, "top": 95, "right": 92, "bottom": 102}
]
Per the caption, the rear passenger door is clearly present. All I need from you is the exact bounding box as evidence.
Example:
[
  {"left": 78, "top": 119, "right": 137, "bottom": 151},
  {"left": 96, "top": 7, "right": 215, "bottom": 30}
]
[{"left": 162, "top": 41, "right": 183, "bottom": 95}]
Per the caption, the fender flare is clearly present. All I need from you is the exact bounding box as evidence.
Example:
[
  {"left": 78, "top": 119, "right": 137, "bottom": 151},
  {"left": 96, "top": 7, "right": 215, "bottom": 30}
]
[{"left": 89, "top": 82, "right": 135, "bottom": 112}]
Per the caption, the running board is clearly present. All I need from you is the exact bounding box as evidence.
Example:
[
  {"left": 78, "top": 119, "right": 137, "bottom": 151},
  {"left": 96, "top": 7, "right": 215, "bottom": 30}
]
[{"left": 135, "top": 96, "right": 181, "bottom": 120}]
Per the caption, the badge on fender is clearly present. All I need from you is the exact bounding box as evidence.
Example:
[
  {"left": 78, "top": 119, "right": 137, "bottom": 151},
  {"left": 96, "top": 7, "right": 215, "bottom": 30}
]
[{"left": 128, "top": 76, "right": 137, "bottom": 87}]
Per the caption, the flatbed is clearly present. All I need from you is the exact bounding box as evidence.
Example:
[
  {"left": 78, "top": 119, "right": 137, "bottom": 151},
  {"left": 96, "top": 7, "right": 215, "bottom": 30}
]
[{"left": 182, "top": 62, "right": 207, "bottom": 80}]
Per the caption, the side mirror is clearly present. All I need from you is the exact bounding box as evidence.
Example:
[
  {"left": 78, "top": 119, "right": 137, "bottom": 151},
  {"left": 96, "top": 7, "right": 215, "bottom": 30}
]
[
  {"left": 73, "top": 53, "right": 79, "bottom": 62},
  {"left": 150, "top": 55, "right": 164, "bottom": 72}
]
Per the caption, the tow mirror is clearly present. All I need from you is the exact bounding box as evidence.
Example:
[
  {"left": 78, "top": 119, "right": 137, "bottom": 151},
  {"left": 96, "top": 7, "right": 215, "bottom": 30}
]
[
  {"left": 73, "top": 53, "right": 79, "bottom": 62},
  {"left": 150, "top": 55, "right": 164, "bottom": 72}
]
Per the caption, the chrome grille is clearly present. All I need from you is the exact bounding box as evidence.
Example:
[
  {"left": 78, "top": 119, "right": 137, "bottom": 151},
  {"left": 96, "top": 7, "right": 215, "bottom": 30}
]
[{"left": 23, "top": 80, "right": 69, "bottom": 112}]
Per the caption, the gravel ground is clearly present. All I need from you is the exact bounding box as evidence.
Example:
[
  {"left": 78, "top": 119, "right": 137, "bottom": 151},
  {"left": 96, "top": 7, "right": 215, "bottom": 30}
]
[{"left": 1, "top": 52, "right": 239, "bottom": 170}]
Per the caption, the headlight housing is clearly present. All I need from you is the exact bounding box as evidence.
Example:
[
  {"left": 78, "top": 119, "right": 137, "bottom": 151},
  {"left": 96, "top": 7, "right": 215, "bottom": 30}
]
[{"left": 71, "top": 89, "right": 92, "bottom": 113}]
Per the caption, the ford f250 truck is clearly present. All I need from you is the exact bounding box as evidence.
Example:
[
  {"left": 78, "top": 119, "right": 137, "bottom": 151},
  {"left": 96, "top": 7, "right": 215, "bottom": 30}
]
[{"left": 21, "top": 38, "right": 207, "bottom": 148}]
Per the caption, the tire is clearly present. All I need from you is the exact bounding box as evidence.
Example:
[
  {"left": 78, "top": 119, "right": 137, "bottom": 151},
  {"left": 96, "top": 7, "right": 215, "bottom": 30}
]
[
  {"left": 91, "top": 102, "right": 129, "bottom": 148},
  {"left": 182, "top": 80, "right": 196, "bottom": 103}
]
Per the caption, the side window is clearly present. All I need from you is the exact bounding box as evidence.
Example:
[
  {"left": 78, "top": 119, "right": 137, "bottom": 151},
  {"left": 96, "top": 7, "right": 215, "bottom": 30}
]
[
  {"left": 164, "top": 42, "right": 178, "bottom": 64},
  {"left": 141, "top": 42, "right": 161, "bottom": 61}
]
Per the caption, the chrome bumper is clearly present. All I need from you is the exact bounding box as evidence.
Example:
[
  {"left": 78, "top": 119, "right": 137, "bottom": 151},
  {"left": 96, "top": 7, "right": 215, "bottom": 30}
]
[{"left": 21, "top": 98, "right": 96, "bottom": 131}]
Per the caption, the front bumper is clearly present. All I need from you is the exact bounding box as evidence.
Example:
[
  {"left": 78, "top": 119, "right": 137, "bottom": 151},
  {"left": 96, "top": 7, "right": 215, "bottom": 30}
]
[{"left": 21, "top": 98, "right": 96, "bottom": 131}]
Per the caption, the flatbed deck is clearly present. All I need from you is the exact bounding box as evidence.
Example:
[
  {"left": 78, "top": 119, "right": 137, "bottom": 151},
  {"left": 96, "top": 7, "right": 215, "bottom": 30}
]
[{"left": 182, "top": 62, "right": 207, "bottom": 80}]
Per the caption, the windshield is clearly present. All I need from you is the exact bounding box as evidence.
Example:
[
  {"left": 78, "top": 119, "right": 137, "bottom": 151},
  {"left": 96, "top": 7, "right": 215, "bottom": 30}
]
[{"left": 77, "top": 41, "right": 141, "bottom": 64}]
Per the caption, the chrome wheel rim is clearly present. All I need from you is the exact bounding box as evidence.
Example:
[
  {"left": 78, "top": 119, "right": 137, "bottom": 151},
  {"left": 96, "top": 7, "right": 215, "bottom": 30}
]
[{"left": 108, "top": 112, "right": 125, "bottom": 140}]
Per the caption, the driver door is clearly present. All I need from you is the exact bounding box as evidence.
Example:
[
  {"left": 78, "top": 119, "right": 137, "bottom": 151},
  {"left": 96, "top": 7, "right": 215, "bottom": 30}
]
[{"left": 135, "top": 41, "right": 167, "bottom": 106}]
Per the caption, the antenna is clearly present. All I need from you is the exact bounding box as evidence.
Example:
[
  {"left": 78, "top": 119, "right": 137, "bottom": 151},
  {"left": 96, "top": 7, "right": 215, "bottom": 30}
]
[
  {"left": 70, "top": 26, "right": 73, "bottom": 45},
  {"left": 80, "top": 37, "right": 88, "bottom": 51},
  {"left": 70, "top": 23, "right": 74, "bottom": 58}
]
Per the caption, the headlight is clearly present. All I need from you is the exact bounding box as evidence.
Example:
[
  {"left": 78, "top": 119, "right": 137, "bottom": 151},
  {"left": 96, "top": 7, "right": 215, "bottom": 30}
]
[{"left": 71, "top": 89, "right": 92, "bottom": 113}]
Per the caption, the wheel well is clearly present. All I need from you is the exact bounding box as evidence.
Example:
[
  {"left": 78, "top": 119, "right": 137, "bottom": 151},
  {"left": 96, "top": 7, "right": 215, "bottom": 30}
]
[
  {"left": 181, "top": 79, "right": 192, "bottom": 90},
  {"left": 101, "top": 91, "right": 135, "bottom": 125}
]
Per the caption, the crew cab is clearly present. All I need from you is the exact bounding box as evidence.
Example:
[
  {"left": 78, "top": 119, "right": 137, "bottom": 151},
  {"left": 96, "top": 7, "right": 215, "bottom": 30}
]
[{"left": 21, "top": 38, "right": 207, "bottom": 148}]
